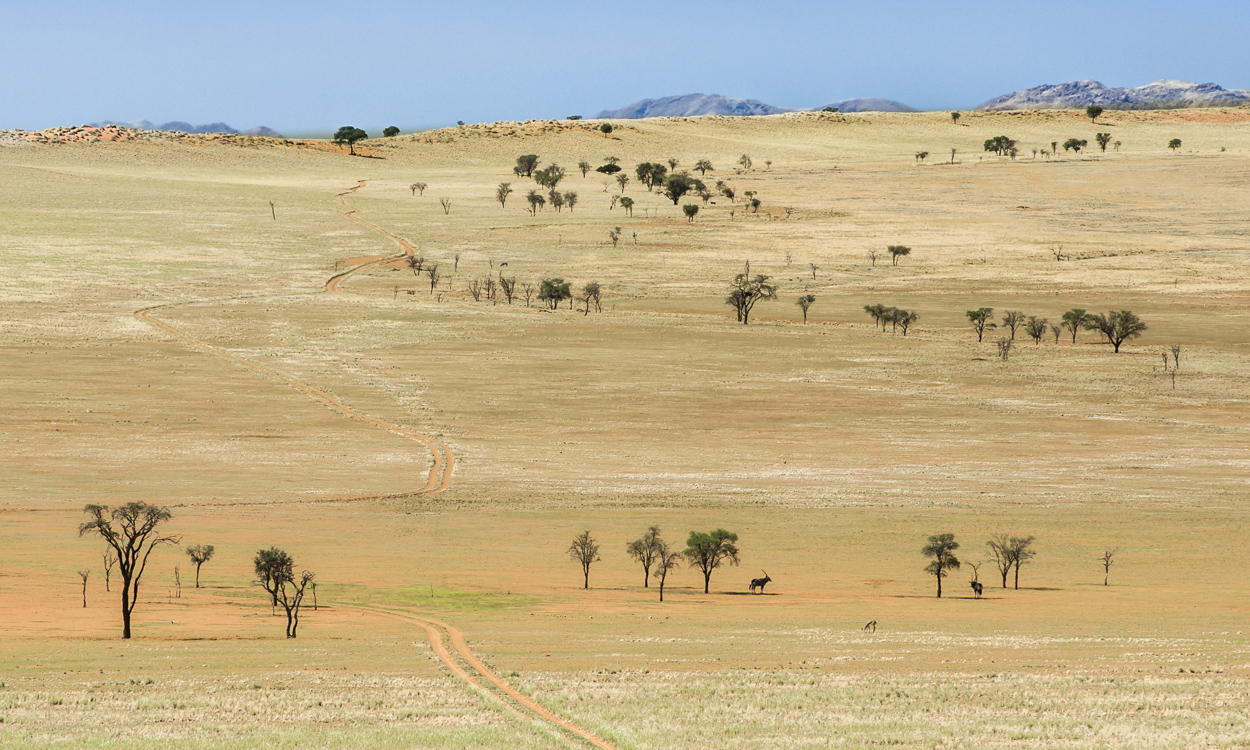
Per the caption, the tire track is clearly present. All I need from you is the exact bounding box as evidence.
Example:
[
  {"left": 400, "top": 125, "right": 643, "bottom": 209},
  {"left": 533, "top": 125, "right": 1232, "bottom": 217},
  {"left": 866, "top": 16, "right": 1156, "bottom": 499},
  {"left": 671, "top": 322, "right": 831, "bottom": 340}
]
[
  {"left": 353, "top": 605, "right": 619, "bottom": 749},
  {"left": 134, "top": 181, "right": 454, "bottom": 497}
]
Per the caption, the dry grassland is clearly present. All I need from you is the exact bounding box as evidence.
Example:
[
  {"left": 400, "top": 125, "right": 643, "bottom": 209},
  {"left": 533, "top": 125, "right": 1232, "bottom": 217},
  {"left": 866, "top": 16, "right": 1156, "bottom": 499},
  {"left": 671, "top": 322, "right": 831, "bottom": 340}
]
[{"left": 1, "top": 109, "right": 1249, "bottom": 747}]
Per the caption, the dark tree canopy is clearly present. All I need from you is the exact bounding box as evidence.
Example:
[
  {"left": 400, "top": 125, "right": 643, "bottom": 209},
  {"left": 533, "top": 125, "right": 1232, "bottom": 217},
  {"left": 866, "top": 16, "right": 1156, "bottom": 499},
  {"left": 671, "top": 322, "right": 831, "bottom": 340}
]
[
  {"left": 333, "top": 126, "right": 368, "bottom": 155},
  {"left": 1063, "top": 138, "right": 1088, "bottom": 153},
  {"left": 185, "top": 544, "right": 215, "bottom": 588},
  {"left": 568, "top": 531, "right": 601, "bottom": 589},
  {"left": 1084, "top": 310, "right": 1147, "bottom": 353},
  {"left": 887, "top": 245, "right": 911, "bottom": 265},
  {"left": 684, "top": 529, "right": 740, "bottom": 594},
  {"left": 922, "top": 533, "right": 961, "bottom": 598},
  {"left": 984, "top": 135, "right": 1017, "bottom": 155},
  {"left": 662, "top": 172, "right": 700, "bottom": 204},
  {"left": 80, "top": 503, "right": 179, "bottom": 638},
  {"left": 383, "top": 126, "right": 401, "bottom": 137},
  {"left": 966, "top": 307, "right": 996, "bottom": 342},
  {"left": 538, "top": 277, "right": 572, "bottom": 309},
  {"left": 1086, "top": 104, "right": 1104, "bottom": 122},
  {"left": 596, "top": 163, "right": 622, "bottom": 174},
  {"left": 254, "top": 547, "right": 315, "bottom": 638},
  {"left": 626, "top": 526, "right": 664, "bottom": 588},
  {"left": 1095, "top": 132, "right": 1112, "bottom": 152},
  {"left": 725, "top": 266, "right": 779, "bottom": 325},
  {"left": 514, "top": 154, "right": 541, "bottom": 178}
]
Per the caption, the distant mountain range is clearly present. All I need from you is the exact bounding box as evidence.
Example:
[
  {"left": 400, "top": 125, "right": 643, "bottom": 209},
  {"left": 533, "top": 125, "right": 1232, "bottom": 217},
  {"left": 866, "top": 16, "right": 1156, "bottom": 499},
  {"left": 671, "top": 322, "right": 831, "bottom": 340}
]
[
  {"left": 975, "top": 80, "right": 1250, "bottom": 111},
  {"left": 89, "top": 119, "right": 283, "bottom": 137},
  {"left": 593, "top": 93, "right": 915, "bottom": 119}
]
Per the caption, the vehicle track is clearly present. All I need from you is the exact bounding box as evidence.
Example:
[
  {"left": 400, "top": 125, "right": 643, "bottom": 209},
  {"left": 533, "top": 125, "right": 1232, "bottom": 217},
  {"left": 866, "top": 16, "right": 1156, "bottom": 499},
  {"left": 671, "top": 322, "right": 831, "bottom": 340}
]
[
  {"left": 352, "top": 605, "right": 618, "bottom": 749},
  {"left": 134, "top": 181, "right": 454, "bottom": 497}
]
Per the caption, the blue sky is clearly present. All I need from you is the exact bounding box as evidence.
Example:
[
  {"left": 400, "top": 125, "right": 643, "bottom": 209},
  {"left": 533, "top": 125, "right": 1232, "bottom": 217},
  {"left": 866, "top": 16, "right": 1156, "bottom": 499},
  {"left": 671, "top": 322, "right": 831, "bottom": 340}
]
[{"left": 2, "top": 0, "right": 1247, "bottom": 134}]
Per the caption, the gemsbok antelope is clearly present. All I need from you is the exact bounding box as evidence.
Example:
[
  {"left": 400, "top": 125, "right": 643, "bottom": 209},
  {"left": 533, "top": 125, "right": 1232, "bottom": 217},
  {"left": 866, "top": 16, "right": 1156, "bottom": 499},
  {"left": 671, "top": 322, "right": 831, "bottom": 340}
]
[{"left": 748, "top": 570, "right": 771, "bottom": 594}]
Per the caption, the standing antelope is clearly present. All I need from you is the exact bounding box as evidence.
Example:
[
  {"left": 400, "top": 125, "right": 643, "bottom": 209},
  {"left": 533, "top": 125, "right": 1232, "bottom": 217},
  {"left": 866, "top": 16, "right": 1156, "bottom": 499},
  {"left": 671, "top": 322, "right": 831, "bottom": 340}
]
[{"left": 749, "top": 570, "right": 771, "bottom": 594}]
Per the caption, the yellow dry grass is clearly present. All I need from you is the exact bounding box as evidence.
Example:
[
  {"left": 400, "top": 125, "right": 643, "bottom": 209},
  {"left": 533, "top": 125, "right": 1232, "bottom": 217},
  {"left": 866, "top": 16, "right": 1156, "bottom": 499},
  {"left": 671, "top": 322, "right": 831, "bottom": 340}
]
[{"left": 1, "top": 108, "right": 1248, "bottom": 747}]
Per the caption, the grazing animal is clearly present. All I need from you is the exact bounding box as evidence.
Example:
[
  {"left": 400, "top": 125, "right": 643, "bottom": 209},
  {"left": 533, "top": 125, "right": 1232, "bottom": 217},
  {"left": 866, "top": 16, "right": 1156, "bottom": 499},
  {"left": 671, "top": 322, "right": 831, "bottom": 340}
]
[
  {"left": 748, "top": 570, "right": 771, "bottom": 594},
  {"left": 863, "top": 620, "right": 877, "bottom": 633},
  {"left": 970, "top": 581, "right": 983, "bottom": 599}
]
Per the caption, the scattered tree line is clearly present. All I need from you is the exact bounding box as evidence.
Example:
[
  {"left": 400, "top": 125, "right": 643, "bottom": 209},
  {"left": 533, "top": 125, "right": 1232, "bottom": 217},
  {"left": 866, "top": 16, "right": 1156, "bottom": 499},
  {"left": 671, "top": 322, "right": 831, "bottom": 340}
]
[
  {"left": 572, "top": 527, "right": 741, "bottom": 600},
  {"left": 965, "top": 307, "right": 1147, "bottom": 353}
]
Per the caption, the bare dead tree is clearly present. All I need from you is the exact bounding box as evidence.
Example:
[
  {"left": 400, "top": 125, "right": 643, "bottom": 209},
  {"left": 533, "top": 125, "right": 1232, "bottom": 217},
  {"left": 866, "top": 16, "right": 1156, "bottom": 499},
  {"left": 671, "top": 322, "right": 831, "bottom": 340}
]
[
  {"left": 174, "top": 566, "right": 181, "bottom": 599},
  {"left": 608, "top": 227, "right": 621, "bottom": 248},
  {"left": 1001, "top": 310, "right": 1025, "bottom": 340},
  {"left": 427, "top": 263, "right": 440, "bottom": 293},
  {"left": 1170, "top": 344, "right": 1181, "bottom": 370},
  {"left": 439, "top": 197, "right": 452, "bottom": 215},
  {"left": 411, "top": 182, "right": 427, "bottom": 196},
  {"left": 1050, "top": 323, "right": 1062, "bottom": 343},
  {"left": 809, "top": 262, "right": 819, "bottom": 279},
  {"left": 78, "top": 570, "right": 90, "bottom": 608},
  {"left": 79, "top": 503, "right": 179, "bottom": 638},
  {"left": 996, "top": 338, "right": 1013, "bottom": 361},
  {"left": 653, "top": 539, "right": 681, "bottom": 602},
  {"left": 499, "top": 275, "right": 517, "bottom": 304},
  {"left": 467, "top": 277, "right": 484, "bottom": 301},
  {"left": 1102, "top": 548, "right": 1118, "bottom": 586},
  {"left": 868, "top": 249, "right": 879, "bottom": 267},
  {"left": 269, "top": 200, "right": 276, "bottom": 220},
  {"left": 483, "top": 276, "right": 498, "bottom": 303},
  {"left": 522, "top": 282, "right": 535, "bottom": 307},
  {"left": 102, "top": 549, "right": 116, "bottom": 592},
  {"left": 626, "top": 526, "right": 663, "bottom": 587},
  {"left": 986, "top": 534, "right": 1013, "bottom": 588}
]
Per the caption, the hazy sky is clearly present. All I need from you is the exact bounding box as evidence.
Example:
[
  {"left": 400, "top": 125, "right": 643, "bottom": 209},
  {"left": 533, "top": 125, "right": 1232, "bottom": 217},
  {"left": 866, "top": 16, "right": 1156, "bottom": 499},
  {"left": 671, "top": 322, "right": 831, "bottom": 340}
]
[{"left": 3, "top": 0, "right": 1247, "bottom": 134}]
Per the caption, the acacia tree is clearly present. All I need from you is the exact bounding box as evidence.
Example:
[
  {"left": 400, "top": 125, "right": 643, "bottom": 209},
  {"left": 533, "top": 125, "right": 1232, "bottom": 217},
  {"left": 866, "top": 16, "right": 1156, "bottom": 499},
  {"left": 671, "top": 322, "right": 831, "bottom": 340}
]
[
  {"left": 1086, "top": 104, "right": 1104, "bottom": 123},
  {"left": 185, "top": 544, "right": 215, "bottom": 588},
  {"left": 496, "top": 182, "right": 513, "bottom": 208},
  {"left": 101, "top": 548, "right": 116, "bottom": 592},
  {"left": 79, "top": 503, "right": 179, "bottom": 639},
  {"left": 619, "top": 197, "right": 634, "bottom": 216},
  {"left": 864, "top": 303, "right": 886, "bottom": 330},
  {"left": 383, "top": 126, "right": 401, "bottom": 137},
  {"left": 662, "top": 173, "right": 699, "bottom": 205},
  {"left": 951, "top": 111, "right": 961, "bottom": 124},
  {"left": 1084, "top": 310, "right": 1147, "bottom": 353},
  {"left": 1168, "top": 138, "right": 1182, "bottom": 152},
  {"left": 796, "top": 294, "right": 816, "bottom": 323},
  {"left": 253, "top": 547, "right": 315, "bottom": 638},
  {"left": 896, "top": 309, "right": 919, "bottom": 336},
  {"left": 684, "top": 529, "right": 739, "bottom": 594},
  {"left": 888, "top": 245, "right": 911, "bottom": 266},
  {"left": 1001, "top": 310, "right": 1025, "bottom": 340},
  {"left": 427, "top": 263, "right": 440, "bottom": 293},
  {"left": 1009, "top": 536, "right": 1036, "bottom": 589},
  {"left": 922, "top": 533, "right": 961, "bottom": 598},
  {"left": 514, "top": 154, "right": 540, "bottom": 177},
  {"left": 1063, "top": 138, "right": 1088, "bottom": 154},
  {"left": 966, "top": 307, "right": 996, "bottom": 342},
  {"left": 1062, "top": 308, "right": 1090, "bottom": 343},
  {"left": 653, "top": 539, "right": 682, "bottom": 602},
  {"left": 333, "top": 126, "right": 368, "bottom": 155},
  {"left": 1025, "top": 315, "right": 1049, "bottom": 344},
  {"left": 539, "top": 278, "right": 572, "bottom": 309},
  {"left": 984, "top": 136, "right": 1016, "bottom": 155},
  {"left": 682, "top": 204, "right": 699, "bottom": 222},
  {"left": 1096, "top": 132, "right": 1112, "bottom": 152},
  {"left": 568, "top": 531, "right": 600, "bottom": 589},
  {"left": 578, "top": 160, "right": 591, "bottom": 177},
  {"left": 986, "top": 534, "right": 1014, "bottom": 588},
  {"left": 694, "top": 159, "right": 713, "bottom": 175},
  {"left": 626, "top": 526, "right": 663, "bottom": 587},
  {"left": 725, "top": 264, "right": 778, "bottom": 325}
]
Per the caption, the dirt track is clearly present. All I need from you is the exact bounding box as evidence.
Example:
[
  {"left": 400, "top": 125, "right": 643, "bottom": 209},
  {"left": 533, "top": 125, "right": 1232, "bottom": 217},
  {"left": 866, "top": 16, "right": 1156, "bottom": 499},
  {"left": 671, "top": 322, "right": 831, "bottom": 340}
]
[{"left": 135, "top": 182, "right": 454, "bottom": 497}]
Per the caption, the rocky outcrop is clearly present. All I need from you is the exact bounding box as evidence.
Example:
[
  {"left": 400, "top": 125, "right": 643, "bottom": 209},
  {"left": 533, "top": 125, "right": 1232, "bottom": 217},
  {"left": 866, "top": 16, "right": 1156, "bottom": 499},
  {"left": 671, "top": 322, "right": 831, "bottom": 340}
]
[
  {"left": 594, "top": 94, "right": 795, "bottom": 119},
  {"left": 976, "top": 80, "right": 1250, "bottom": 110}
]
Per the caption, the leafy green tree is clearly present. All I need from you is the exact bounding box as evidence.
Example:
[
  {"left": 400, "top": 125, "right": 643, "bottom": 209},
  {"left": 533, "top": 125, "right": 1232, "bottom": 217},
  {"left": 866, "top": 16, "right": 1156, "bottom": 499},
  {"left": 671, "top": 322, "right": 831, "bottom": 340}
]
[
  {"left": 80, "top": 503, "right": 178, "bottom": 638},
  {"left": 576, "top": 281, "right": 601, "bottom": 315},
  {"left": 864, "top": 303, "right": 887, "bottom": 330},
  {"left": 896, "top": 309, "right": 919, "bottom": 336},
  {"left": 1024, "top": 315, "right": 1049, "bottom": 344},
  {"left": 1084, "top": 310, "right": 1147, "bottom": 353},
  {"left": 1063, "top": 138, "right": 1088, "bottom": 153},
  {"left": 682, "top": 204, "right": 699, "bottom": 222},
  {"left": 254, "top": 547, "right": 315, "bottom": 638},
  {"left": 539, "top": 278, "right": 572, "bottom": 309},
  {"left": 614, "top": 173, "right": 630, "bottom": 193},
  {"left": 525, "top": 189, "right": 544, "bottom": 215},
  {"left": 619, "top": 197, "right": 634, "bottom": 216},
  {"left": 333, "top": 126, "right": 368, "bottom": 155},
  {"left": 495, "top": 182, "right": 512, "bottom": 208},
  {"left": 1061, "top": 308, "right": 1090, "bottom": 343},
  {"left": 514, "top": 154, "right": 540, "bottom": 177},
  {"left": 627, "top": 526, "right": 664, "bottom": 587},
  {"left": 796, "top": 293, "right": 816, "bottom": 323},
  {"left": 567, "top": 115, "right": 583, "bottom": 120},
  {"left": 635, "top": 162, "right": 668, "bottom": 191},
  {"left": 922, "top": 533, "right": 960, "bottom": 598},
  {"left": 694, "top": 159, "right": 713, "bottom": 175},
  {"left": 597, "top": 163, "right": 622, "bottom": 175},
  {"left": 1168, "top": 138, "right": 1182, "bottom": 152},
  {"left": 983, "top": 135, "right": 1016, "bottom": 155},
  {"left": 950, "top": 111, "right": 961, "bottom": 124},
  {"left": 684, "top": 529, "right": 740, "bottom": 594},
  {"left": 966, "top": 307, "right": 996, "bottom": 342},
  {"left": 725, "top": 265, "right": 779, "bottom": 324},
  {"left": 185, "top": 544, "right": 215, "bottom": 588},
  {"left": 383, "top": 126, "right": 401, "bottom": 137},
  {"left": 1085, "top": 104, "right": 1104, "bottom": 122},
  {"left": 564, "top": 191, "right": 578, "bottom": 212},
  {"left": 608, "top": 227, "right": 621, "bottom": 248},
  {"left": 888, "top": 245, "right": 911, "bottom": 266},
  {"left": 662, "top": 172, "right": 698, "bottom": 204},
  {"left": 738, "top": 154, "right": 753, "bottom": 170},
  {"left": 534, "top": 164, "right": 565, "bottom": 191},
  {"left": 567, "top": 531, "right": 600, "bottom": 589},
  {"left": 1095, "top": 132, "right": 1112, "bottom": 152},
  {"left": 599, "top": 123, "right": 614, "bottom": 137},
  {"left": 578, "top": 160, "right": 591, "bottom": 177}
]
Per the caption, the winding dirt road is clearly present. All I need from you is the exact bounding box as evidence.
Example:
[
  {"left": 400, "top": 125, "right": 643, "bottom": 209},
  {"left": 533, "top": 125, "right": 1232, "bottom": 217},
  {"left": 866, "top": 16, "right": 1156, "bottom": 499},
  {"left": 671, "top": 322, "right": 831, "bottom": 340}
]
[
  {"left": 354, "top": 606, "right": 618, "bottom": 749},
  {"left": 134, "top": 181, "right": 453, "bottom": 497}
]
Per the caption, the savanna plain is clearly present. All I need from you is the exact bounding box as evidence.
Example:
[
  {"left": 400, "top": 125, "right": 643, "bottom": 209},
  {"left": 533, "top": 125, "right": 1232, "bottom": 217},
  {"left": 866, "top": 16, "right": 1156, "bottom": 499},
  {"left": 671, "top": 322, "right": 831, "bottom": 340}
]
[{"left": 1, "top": 108, "right": 1249, "bottom": 748}]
